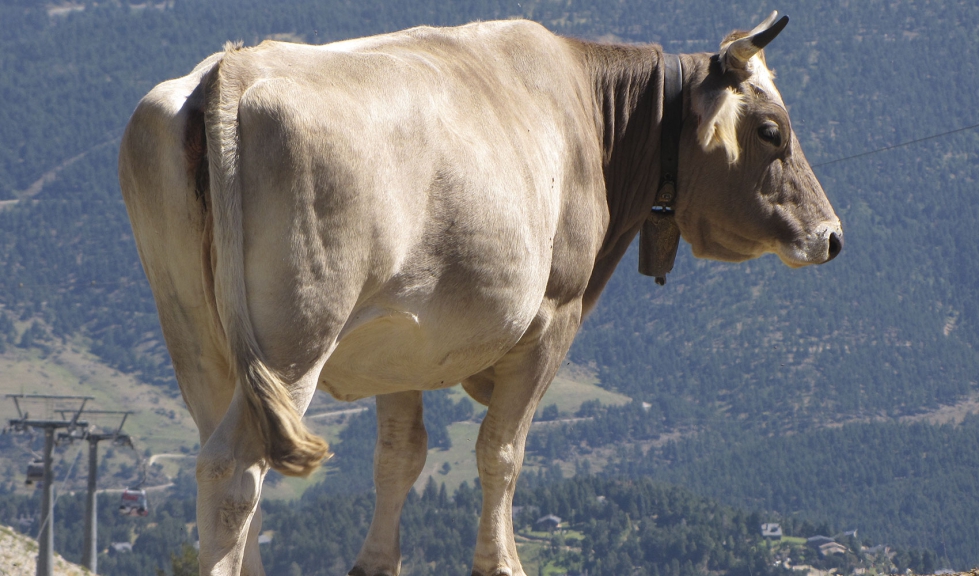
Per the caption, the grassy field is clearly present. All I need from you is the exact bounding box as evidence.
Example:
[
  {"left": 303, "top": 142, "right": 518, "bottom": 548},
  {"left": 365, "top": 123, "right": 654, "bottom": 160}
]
[
  {"left": 0, "top": 340, "right": 199, "bottom": 495},
  {"left": 0, "top": 336, "right": 372, "bottom": 497},
  {"left": 270, "top": 368, "right": 630, "bottom": 498},
  {"left": 539, "top": 364, "right": 630, "bottom": 414},
  {"left": 515, "top": 527, "right": 585, "bottom": 576},
  {"left": 0, "top": 335, "right": 626, "bottom": 501},
  {"left": 413, "top": 373, "right": 631, "bottom": 493},
  {"left": 0, "top": 341, "right": 198, "bottom": 453}
]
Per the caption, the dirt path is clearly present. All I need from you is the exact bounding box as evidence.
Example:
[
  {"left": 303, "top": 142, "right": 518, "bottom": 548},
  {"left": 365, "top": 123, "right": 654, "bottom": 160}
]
[
  {"left": 3, "top": 138, "right": 119, "bottom": 209},
  {"left": 100, "top": 482, "right": 174, "bottom": 494}
]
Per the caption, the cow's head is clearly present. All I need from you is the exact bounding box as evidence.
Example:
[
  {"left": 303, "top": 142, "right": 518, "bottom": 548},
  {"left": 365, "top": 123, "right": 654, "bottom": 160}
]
[{"left": 675, "top": 12, "right": 842, "bottom": 267}]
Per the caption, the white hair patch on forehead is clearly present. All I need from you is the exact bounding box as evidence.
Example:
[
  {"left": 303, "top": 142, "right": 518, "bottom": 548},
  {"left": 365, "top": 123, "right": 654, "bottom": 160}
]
[
  {"left": 694, "top": 86, "right": 744, "bottom": 164},
  {"left": 746, "top": 54, "right": 783, "bottom": 104}
]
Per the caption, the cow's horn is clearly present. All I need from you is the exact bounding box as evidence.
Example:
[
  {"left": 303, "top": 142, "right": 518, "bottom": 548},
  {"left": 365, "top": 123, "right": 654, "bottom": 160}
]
[{"left": 723, "top": 12, "right": 789, "bottom": 70}]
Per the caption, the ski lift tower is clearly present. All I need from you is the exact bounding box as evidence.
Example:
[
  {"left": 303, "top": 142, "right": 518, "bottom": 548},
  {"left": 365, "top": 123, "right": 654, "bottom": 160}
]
[
  {"left": 58, "top": 409, "right": 133, "bottom": 575},
  {"left": 6, "top": 394, "right": 92, "bottom": 576}
]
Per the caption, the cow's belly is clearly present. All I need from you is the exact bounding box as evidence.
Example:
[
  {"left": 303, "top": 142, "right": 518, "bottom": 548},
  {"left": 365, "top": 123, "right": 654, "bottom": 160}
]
[{"left": 317, "top": 296, "right": 536, "bottom": 400}]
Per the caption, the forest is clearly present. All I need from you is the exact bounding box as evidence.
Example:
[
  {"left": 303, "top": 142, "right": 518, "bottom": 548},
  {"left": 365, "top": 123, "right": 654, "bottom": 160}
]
[
  {"left": 1, "top": 0, "right": 978, "bottom": 573},
  {"left": 0, "top": 472, "right": 940, "bottom": 576},
  {"left": 523, "top": 404, "right": 979, "bottom": 566}
]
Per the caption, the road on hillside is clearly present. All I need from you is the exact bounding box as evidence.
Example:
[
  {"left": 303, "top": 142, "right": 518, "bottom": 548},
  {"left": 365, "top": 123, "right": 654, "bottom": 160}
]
[
  {"left": 147, "top": 453, "right": 196, "bottom": 466},
  {"left": 304, "top": 406, "right": 370, "bottom": 419}
]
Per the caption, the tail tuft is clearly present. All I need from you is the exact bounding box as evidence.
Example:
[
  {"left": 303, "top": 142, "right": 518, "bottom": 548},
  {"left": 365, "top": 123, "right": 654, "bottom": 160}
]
[
  {"left": 223, "top": 40, "right": 245, "bottom": 53},
  {"left": 241, "top": 361, "right": 332, "bottom": 478}
]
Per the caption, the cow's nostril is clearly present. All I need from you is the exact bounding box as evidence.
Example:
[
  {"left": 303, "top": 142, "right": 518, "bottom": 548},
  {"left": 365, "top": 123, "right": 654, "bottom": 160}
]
[{"left": 827, "top": 232, "right": 843, "bottom": 261}]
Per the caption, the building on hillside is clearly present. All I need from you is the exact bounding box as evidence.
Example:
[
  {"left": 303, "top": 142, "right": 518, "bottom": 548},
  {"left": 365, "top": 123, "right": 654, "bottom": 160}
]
[
  {"left": 818, "top": 542, "right": 847, "bottom": 556},
  {"left": 862, "top": 544, "right": 892, "bottom": 559},
  {"left": 535, "top": 514, "right": 562, "bottom": 532},
  {"left": 761, "top": 523, "right": 783, "bottom": 539},
  {"left": 806, "top": 535, "right": 836, "bottom": 548}
]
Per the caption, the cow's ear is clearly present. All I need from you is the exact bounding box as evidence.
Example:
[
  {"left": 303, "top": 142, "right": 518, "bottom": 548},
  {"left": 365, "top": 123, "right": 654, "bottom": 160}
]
[
  {"left": 719, "top": 12, "right": 789, "bottom": 73},
  {"left": 693, "top": 86, "right": 744, "bottom": 164}
]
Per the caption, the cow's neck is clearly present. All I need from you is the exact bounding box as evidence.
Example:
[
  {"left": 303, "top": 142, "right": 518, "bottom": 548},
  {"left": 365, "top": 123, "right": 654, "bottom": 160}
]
[{"left": 574, "top": 41, "right": 694, "bottom": 311}]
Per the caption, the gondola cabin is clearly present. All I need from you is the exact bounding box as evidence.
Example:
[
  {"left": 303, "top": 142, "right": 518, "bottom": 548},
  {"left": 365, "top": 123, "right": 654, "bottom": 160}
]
[
  {"left": 119, "top": 488, "right": 149, "bottom": 517},
  {"left": 25, "top": 459, "right": 43, "bottom": 485}
]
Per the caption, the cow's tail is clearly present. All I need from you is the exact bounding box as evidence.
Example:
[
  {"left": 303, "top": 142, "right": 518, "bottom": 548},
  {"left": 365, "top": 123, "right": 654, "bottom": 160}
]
[{"left": 202, "top": 45, "right": 331, "bottom": 478}]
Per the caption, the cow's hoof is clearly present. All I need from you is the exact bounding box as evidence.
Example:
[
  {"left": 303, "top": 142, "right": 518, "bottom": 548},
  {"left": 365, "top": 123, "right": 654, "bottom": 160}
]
[{"left": 349, "top": 567, "right": 396, "bottom": 576}]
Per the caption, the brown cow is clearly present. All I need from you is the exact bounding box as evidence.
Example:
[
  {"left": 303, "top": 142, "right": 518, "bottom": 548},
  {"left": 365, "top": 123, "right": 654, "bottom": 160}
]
[{"left": 118, "top": 12, "right": 840, "bottom": 576}]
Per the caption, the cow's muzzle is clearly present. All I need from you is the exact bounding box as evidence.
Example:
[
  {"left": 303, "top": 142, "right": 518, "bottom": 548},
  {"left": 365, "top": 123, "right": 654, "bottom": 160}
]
[
  {"left": 776, "top": 221, "right": 843, "bottom": 267},
  {"left": 826, "top": 230, "right": 843, "bottom": 262},
  {"left": 809, "top": 221, "right": 844, "bottom": 264}
]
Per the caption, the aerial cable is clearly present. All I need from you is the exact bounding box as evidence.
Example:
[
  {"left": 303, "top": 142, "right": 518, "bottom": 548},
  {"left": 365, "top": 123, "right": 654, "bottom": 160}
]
[
  {"left": 7, "top": 279, "right": 139, "bottom": 290},
  {"left": 812, "top": 122, "right": 979, "bottom": 169},
  {"left": 34, "top": 444, "right": 84, "bottom": 540}
]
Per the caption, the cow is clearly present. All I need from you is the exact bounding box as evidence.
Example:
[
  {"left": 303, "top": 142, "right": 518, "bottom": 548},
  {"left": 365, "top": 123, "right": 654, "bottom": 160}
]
[{"left": 118, "top": 12, "right": 841, "bottom": 576}]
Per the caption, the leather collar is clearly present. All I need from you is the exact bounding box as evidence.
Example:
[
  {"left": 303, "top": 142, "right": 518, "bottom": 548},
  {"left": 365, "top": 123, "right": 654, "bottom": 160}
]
[{"left": 638, "top": 53, "right": 684, "bottom": 285}]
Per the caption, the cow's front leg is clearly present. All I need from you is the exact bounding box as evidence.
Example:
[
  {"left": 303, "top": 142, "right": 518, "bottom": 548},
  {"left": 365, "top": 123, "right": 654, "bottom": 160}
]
[
  {"left": 471, "top": 304, "right": 580, "bottom": 576},
  {"left": 350, "top": 391, "right": 428, "bottom": 576}
]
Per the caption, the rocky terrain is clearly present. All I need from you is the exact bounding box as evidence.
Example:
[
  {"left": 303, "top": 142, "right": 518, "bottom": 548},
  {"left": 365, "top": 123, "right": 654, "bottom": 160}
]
[{"left": 0, "top": 524, "right": 88, "bottom": 576}]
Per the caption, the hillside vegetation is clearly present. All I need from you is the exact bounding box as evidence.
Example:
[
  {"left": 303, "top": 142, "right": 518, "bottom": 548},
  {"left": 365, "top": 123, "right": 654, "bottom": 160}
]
[
  {"left": 2, "top": 1, "right": 977, "bottom": 425},
  {"left": 0, "top": 476, "right": 931, "bottom": 576},
  {"left": 0, "top": 0, "right": 974, "bottom": 423},
  {"left": 0, "top": 0, "right": 978, "bottom": 572}
]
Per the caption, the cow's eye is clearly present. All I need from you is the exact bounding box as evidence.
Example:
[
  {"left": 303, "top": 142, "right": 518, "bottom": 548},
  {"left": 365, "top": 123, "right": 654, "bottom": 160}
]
[{"left": 758, "top": 122, "right": 782, "bottom": 147}]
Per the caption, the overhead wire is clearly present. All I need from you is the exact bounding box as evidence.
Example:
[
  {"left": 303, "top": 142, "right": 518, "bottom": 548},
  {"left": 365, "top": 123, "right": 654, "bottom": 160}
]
[
  {"left": 812, "top": 122, "right": 979, "bottom": 169},
  {"left": 34, "top": 444, "right": 84, "bottom": 540},
  {"left": 5, "top": 279, "right": 143, "bottom": 291}
]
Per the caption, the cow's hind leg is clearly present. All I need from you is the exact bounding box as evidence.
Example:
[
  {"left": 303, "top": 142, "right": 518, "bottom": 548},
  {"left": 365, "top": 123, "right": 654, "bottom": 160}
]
[
  {"left": 190, "top": 382, "right": 271, "bottom": 576},
  {"left": 195, "top": 387, "right": 269, "bottom": 576},
  {"left": 471, "top": 304, "right": 580, "bottom": 576},
  {"left": 196, "top": 367, "right": 322, "bottom": 576},
  {"left": 350, "top": 391, "right": 428, "bottom": 576}
]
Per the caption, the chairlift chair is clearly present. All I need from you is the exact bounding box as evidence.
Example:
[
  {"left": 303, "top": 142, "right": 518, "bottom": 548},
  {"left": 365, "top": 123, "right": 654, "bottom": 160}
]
[{"left": 119, "top": 488, "right": 149, "bottom": 517}]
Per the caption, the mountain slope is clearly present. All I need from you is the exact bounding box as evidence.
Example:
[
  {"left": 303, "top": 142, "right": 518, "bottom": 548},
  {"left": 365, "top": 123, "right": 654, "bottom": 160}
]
[
  {"left": 1, "top": 0, "right": 976, "bottom": 428},
  {"left": 1, "top": 0, "right": 978, "bottom": 570}
]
